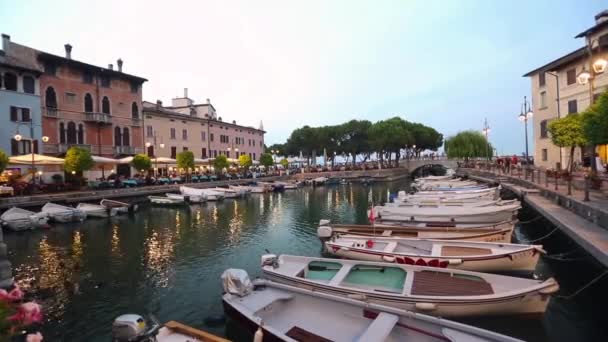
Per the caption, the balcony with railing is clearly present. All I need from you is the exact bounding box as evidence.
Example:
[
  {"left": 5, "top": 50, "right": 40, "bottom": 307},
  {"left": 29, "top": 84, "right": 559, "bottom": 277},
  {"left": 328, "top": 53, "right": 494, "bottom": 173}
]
[
  {"left": 131, "top": 117, "right": 143, "bottom": 127},
  {"left": 44, "top": 107, "right": 59, "bottom": 118},
  {"left": 43, "top": 143, "right": 91, "bottom": 154},
  {"left": 114, "top": 146, "right": 136, "bottom": 155},
  {"left": 83, "top": 112, "right": 112, "bottom": 124}
]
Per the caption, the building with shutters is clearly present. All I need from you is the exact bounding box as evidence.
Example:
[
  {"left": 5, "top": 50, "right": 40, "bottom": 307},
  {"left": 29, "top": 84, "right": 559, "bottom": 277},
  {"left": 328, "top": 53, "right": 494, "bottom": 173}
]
[
  {"left": 142, "top": 89, "right": 265, "bottom": 165},
  {"left": 524, "top": 10, "right": 608, "bottom": 169}
]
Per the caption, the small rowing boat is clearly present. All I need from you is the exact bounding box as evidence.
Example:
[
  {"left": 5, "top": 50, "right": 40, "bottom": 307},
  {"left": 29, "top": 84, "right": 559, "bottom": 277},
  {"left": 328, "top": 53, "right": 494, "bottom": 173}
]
[
  {"left": 180, "top": 186, "right": 225, "bottom": 201},
  {"left": 260, "top": 255, "right": 559, "bottom": 317},
  {"left": 100, "top": 199, "right": 136, "bottom": 214},
  {"left": 386, "top": 199, "right": 519, "bottom": 208},
  {"left": 148, "top": 196, "right": 184, "bottom": 205},
  {"left": 222, "top": 269, "right": 522, "bottom": 341},
  {"left": 324, "top": 236, "right": 542, "bottom": 272},
  {"left": 165, "top": 192, "right": 206, "bottom": 203},
  {"left": 41, "top": 202, "right": 87, "bottom": 223},
  {"left": 372, "top": 203, "right": 520, "bottom": 224},
  {"left": 0, "top": 207, "right": 49, "bottom": 231},
  {"left": 76, "top": 202, "right": 117, "bottom": 218}
]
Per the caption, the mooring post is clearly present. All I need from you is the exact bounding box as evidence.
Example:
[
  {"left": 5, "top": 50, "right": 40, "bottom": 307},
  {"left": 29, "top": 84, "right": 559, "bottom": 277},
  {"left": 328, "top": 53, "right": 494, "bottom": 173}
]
[
  {"left": 584, "top": 175, "right": 590, "bottom": 202},
  {"left": 531, "top": 168, "right": 535, "bottom": 183},
  {"left": 567, "top": 178, "right": 572, "bottom": 196},
  {"left": 545, "top": 171, "right": 548, "bottom": 188},
  {"left": 555, "top": 174, "right": 558, "bottom": 191}
]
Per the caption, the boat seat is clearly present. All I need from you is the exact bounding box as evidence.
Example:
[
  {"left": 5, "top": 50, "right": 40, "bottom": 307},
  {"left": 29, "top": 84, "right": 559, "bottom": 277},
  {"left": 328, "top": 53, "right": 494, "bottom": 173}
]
[
  {"left": 356, "top": 312, "right": 399, "bottom": 342},
  {"left": 246, "top": 290, "right": 294, "bottom": 313},
  {"left": 328, "top": 265, "right": 352, "bottom": 286},
  {"left": 383, "top": 242, "right": 398, "bottom": 253},
  {"left": 381, "top": 230, "right": 392, "bottom": 236}
]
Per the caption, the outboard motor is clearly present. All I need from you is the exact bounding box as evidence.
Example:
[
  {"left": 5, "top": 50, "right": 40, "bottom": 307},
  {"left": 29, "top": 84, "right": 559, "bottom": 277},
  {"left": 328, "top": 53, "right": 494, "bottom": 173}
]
[
  {"left": 261, "top": 254, "right": 278, "bottom": 268},
  {"left": 112, "top": 314, "right": 161, "bottom": 342},
  {"left": 221, "top": 269, "right": 253, "bottom": 297}
]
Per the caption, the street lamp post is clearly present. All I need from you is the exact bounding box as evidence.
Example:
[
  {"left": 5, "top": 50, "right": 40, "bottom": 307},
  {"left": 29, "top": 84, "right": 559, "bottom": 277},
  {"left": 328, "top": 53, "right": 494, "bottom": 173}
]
[
  {"left": 13, "top": 120, "right": 49, "bottom": 185},
  {"left": 482, "top": 118, "right": 491, "bottom": 161},
  {"left": 518, "top": 96, "right": 534, "bottom": 164},
  {"left": 145, "top": 133, "right": 165, "bottom": 177},
  {"left": 545, "top": 71, "right": 562, "bottom": 167}
]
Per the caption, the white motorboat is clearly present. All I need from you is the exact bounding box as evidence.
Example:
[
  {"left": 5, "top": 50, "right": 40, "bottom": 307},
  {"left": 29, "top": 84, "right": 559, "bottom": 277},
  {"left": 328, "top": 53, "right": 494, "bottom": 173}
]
[
  {"left": 274, "top": 181, "right": 299, "bottom": 189},
  {"left": 372, "top": 203, "right": 520, "bottom": 224},
  {"left": 76, "top": 202, "right": 118, "bottom": 218},
  {"left": 222, "top": 269, "right": 523, "bottom": 341},
  {"left": 111, "top": 315, "right": 229, "bottom": 342},
  {"left": 41, "top": 202, "right": 87, "bottom": 223},
  {"left": 309, "top": 176, "right": 327, "bottom": 185},
  {"left": 148, "top": 196, "right": 184, "bottom": 205},
  {"left": 100, "top": 199, "right": 135, "bottom": 214},
  {"left": 386, "top": 199, "right": 520, "bottom": 208},
  {"left": 413, "top": 186, "right": 500, "bottom": 197},
  {"left": 229, "top": 185, "right": 253, "bottom": 194},
  {"left": 415, "top": 175, "right": 456, "bottom": 181},
  {"left": 397, "top": 190, "right": 498, "bottom": 203},
  {"left": 180, "top": 186, "right": 225, "bottom": 201},
  {"left": 246, "top": 185, "right": 267, "bottom": 193},
  {"left": 212, "top": 187, "right": 246, "bottom": 198},
  {"left": 165, "top": 192, "right": 206, "bottom": 203},
  {"left": 317, "top": 220, "right": 515, "bottom": 243},
  {"left": 260, "top": 255, "right": 559, "bottom": 318},
  {"left": 0, "top": 207, "right": 49, "bottom": 231},
  {"left": 325, "top": 235, "right": 542, "bottom": 272}
]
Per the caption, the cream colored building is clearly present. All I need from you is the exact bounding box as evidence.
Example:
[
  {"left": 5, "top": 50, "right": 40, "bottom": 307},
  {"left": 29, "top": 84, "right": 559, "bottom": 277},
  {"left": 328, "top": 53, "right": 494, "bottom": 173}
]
[
  {"left": 142, "top": 89, "right": 265, "bottom": 166},
  {"left": 524, "top": 10, "right": 608, "bottom": 170}
]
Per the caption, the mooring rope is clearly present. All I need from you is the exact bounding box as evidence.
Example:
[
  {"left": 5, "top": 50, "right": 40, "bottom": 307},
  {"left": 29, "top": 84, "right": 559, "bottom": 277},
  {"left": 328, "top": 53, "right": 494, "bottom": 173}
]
[
  {"left": 518, "top": 216, "right": 544, "bottom": 225},
  {"left": 524, "top": 227, "right": 560, "bottom": 243},
  {"left": 556, "top": 270, "right": 608, "bottom": 300}
]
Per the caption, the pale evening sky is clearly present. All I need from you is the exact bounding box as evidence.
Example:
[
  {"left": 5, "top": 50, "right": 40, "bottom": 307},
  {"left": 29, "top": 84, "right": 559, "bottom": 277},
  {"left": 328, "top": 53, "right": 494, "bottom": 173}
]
[{"left": 1, "top": 0, "right": 606, "bottom": 155}]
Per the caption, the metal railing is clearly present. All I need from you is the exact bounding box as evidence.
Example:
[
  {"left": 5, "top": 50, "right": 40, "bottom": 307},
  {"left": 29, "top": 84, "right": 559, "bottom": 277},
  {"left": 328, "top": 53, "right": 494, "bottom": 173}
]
[
  {"left": 114, "top": 146, "right": 136, "bottom": 155},
  {"left": 84, "top": 112, "right": 112, "bottom": 124}
]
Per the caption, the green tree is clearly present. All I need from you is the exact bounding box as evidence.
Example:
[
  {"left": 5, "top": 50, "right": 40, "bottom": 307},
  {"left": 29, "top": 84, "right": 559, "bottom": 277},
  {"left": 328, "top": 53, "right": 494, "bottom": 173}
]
[
  {"left": 583, "top": 90, "right": 608, "bottom": 146},
  {"left": 131, "top": 154, "right": 152, "bottom": 172},
  {"left": 266, "top": 143, "right": 284, "bottom": 154},
  {"left": 444, "top": 131, "right": 493, "bottom": 160},
  {"left": 368, "top": 117, "right": 413, "bottom": 166},
  {"left": 213, "top": 155, "right": 229, "bottom": 173},
  {"left": 64, "top": 146, "right": 94, "bottom": 173},
  {"left": 176, "top": 151, "right": 195, "bottom": 180},
  {"left": 280, "top": 158, "right": 289, "bottom": 168},
  {"left": 260, "top": 153, "right": 274, "bottom": 168},
  {"left": 548, "top": 113, "right": 587, "bottom": 172},
  {"left": 0, "top": 149, "right": 8, "bottom": 173},
  {"left": 238, "top": 154, "right": 253, "bottom": 169}
]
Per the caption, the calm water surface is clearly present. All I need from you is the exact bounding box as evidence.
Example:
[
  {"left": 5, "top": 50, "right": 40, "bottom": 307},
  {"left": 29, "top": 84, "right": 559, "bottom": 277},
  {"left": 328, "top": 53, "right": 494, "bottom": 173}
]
[{"left": 4, "top": 180, "right": 607, "bottom": 341}]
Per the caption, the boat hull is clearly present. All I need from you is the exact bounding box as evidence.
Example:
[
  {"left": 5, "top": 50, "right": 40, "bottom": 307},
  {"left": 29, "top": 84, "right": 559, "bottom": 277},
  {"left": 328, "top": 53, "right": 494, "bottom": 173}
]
[{"left": 222, "top": 299, "right": 284, "bottom": 342}]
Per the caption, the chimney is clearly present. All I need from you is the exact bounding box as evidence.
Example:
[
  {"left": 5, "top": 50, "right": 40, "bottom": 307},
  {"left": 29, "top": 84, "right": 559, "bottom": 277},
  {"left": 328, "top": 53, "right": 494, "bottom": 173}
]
[
  {"left": 596, "top": 10, "right": 608, "bottom": 24},
  {"left": 206, "top": 98, "right": 211, "bottom": 105},
  {"left": 184, "top": 88, "right": 188, "bottom": 98},
  {"left": 64, "top": 44, "right": 72, "bottom": 59},
  {"left": 156, "top": 100, "right": 162, "bottom": 109},
  {"left": 117, "top": 58, "right": 123, "bottom": 72},
  {"left": 2, "top": 34, "right": 10, "bottom": 55},
  {"left": 108, "top": 64, "right": 113, "bottom": 70}
]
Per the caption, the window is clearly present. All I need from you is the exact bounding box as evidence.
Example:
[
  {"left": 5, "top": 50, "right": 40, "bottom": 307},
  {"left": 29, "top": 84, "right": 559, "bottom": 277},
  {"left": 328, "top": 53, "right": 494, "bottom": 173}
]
[
  {"left": 130, "top": 82, "right": 138, "bottom": 94},
  {"left": 9, "top": 107, "right": 31, "bottom": 122},
  {"left": 213, "top": 150, "right": 218, "bottom": 157},
  {"left": 147, "top": 145, "right": 154, "bottom": 157},
  {"left": 81, "top": 93, "right": 92, "bottom": 113},
  {"left": 170, "top": 128, "right": 176, "bottom": 139},
  {"left": 83, "top": 71, "right": 93, "bottom": 84},
  {"left": 114, "top": 126, "right": 122, "bottom": 147},
  {"left": 65, "top": 92, "right": 77, "bottom": 104},
  {"left": 260, "top": 140, "right": 262, "bottom": 147},
  {"left": 171, "top": 146, "right": 177, "bottom": 159},
  {"left": 21, "top": 108, "right": 30, "bottom": 122},
  {"left": 67, "top": 122, "right": 77, "bottom": 144},
  {"left": 100, "top": 75, "right": 111, "bottom": 88},
  {"left": 10, "top": 106, "right": 18, "bottom": 121},
  {"left": 253, "top": 153, "right": 256, "bottom": 160},
  {"left": 568, "top": 100, "right": 577, "bottom": 114},
  {"left": 59, "top": 122, "right": 66, "bottom": 144},
  {"left": 539, "top": 72, "right": 545, "bottom": 87},
  {"left": 210, "top": 133, "right": 214, "bottom": 142},
  {"left": 201, "top": 148, "right": 207, "bottom": 158},
  {"left": 182, "top": 129, "right": 188, "bottom": 140},
  {"left": 102, "top": 96, "right": 110, "bottom": 114},
  {"left": 227, "top": 151, "right": 230, "bottom": 158},
  {"left": 183, "top": 146, "right": 188, "bottom": 151},
  {"left": 23, "top": 76, "right": 35, "bottom": 94},
  {"left": 566, "top": 68, "right": 576, "bottom": 85},
  {"left": 4, "top": 72, "right": 17, "bottom": 91},
  {"left": 45, "top": 87, "right": 57, "bottom": 108},
  {"left": 540, "top": 120, "right": 548, "bottom": 138},
  {"left": 540, "top": 91, "right": 547, "bottom": 108},
  {"left": 44, "top": 61, "right": 57, "bottom": 75},
  {"left": 542, "top": 149, "right": 548, "bottom": 161},
  {"left": 146, "top": 125, "right": 153, "bottom": 137},
  {"left": 77, "top": 124, "right": 84, "bottom": 144},
  {"left": 253, "top": 140, "right": 255, "bottom": 147},
  {"left": 131, "top": 102, "right": 139, "bottom": 119},
  {"left": 11, "top": 139, "right": 32, "bottom": 156},
  {"left": 123, "top": 127, "right": 130, "bottom": 146},
  {"left": 201, "top": 131, "right": 206, "bottom": 141}
]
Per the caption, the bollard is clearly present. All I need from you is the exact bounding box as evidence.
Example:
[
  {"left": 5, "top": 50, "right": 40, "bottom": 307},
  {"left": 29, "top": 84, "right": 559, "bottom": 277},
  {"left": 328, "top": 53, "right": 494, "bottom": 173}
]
[
  {"left": 545, "top": 172, "right": 549, "bottom": 188},
  {"left": 567, "top": 178, "right": 572, "bottom": 196},
  {"left": 555, "top": 174, "right": 558, "bottom": 191},
  {"left": 584, "top": 176, "right": 590, "bottom": 202},
  {"left": 531, "top": 169, "right": 535, "bottom": 183},
  {"left": 537, "top": 169, "right": 541, "bottom": 184}
]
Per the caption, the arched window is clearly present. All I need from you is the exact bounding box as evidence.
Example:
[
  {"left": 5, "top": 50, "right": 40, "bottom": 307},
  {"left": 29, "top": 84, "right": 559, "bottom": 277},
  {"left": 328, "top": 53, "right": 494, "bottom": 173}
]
[
  {"left": 4, "top": 72, "right": 17, "bottom": 91},
  {"left": 131, "top": 102, "right": 139, "bottom": 119},
  {"left": 77, "top": 124, "right": 84, "bottom": 144},
  {"left": 114, "top": 126, "right": 122, "bottom": 146},
  {"left": 102, "top": 96, "right": 110, "bottom": 114},
  {"left": 123, "top": 127, "right": 130, "bottom": 146},
  {"left": 67, "top": 122, "right": 77, "bottom": 144},
  {"left": 45, "top": 87, "right": 57, "bottom": 108},
  {"left": 84, "top": 93, "right": 94, "bottom": 112},
  {"left": 23, "top": 76, "right": 35, "bottom": 94},
  {"left": 59, "top": 122, "right": 66, "bottom": 144}
]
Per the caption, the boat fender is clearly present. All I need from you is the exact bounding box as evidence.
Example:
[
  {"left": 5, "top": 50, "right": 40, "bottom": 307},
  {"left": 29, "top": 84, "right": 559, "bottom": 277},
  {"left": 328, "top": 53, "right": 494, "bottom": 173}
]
[
  {"left": 253, "top": 325, "right": 264, "bottom": 342},
  {"left": 382, "top": 256, "right": 395, "bottom": 263},
  {"left": 415, "top": 302, "right": 437, "bottom": 311},
  {"left": 319, "top": 219, "right": 331, "bottom": 226},
  {"left": 448, "top": 259, "right": 463, "bottom": 265},
  {"left": 366, "top": 240, "right": 374, "bottom": 248}
]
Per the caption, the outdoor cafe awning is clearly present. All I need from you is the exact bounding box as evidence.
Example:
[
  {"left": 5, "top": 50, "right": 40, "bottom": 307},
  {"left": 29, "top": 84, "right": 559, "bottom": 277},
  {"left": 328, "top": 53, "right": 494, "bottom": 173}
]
[
  {"left": 152, "top": 157, "right": 176, "bottom": 164},
  {"left": 92, "top": 156, "right": 121, "bottom": 165},
  {"left": 8, "top": 154, "right": 64, "bottom": 165}
]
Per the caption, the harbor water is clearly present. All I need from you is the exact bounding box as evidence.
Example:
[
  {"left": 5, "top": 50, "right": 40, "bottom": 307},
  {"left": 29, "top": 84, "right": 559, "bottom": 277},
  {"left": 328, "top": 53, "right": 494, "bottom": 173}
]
[{"left": 4, "top": 179, "right": 607, "bottom": 341}]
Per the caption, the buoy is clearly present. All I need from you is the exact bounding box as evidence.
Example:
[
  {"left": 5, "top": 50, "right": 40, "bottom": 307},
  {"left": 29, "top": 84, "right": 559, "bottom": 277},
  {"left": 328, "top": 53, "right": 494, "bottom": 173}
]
[
  {"left": 254, "top": 326, "right": 264, "bottom": 342},
  {"left": 366, "top": 240, "right": 374, "bottom": 248}
]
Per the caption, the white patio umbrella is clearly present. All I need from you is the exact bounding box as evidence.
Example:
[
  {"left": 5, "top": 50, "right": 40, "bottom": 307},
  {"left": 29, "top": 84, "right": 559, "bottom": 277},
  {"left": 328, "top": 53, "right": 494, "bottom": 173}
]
[
  {"left": 8, "top": 154, "right": 64, "bottom": 165},
  {"left": 92, "top": 156, "right": 121, "bottom": 178}
]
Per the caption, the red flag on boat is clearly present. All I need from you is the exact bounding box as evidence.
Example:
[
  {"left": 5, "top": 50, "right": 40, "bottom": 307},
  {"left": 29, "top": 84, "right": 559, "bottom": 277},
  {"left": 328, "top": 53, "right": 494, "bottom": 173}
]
[{"left": 368, "top": 205, "right": 375, "bottom": 224}]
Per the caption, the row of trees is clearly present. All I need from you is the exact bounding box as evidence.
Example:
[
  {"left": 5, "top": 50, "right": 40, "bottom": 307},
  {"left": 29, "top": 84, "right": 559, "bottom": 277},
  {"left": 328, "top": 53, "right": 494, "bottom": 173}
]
[
  {"left": 269, "top": 117, "right": 443, "bottom": 166},
  {"left": 548, "top": 90, "right": 608, "bottom": 172}
]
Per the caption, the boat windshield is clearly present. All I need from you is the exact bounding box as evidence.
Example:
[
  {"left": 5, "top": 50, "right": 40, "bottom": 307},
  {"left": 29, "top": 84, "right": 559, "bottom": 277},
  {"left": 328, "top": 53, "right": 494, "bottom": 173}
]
[{"left": 342, "top": 266, "right": 406, "bottom": 293}]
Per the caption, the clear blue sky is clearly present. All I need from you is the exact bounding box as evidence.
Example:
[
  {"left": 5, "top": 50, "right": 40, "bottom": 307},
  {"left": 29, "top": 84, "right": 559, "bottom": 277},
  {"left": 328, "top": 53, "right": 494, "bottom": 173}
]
[{"left": 1, "top": 0, "right": 605, "bottom": 155}]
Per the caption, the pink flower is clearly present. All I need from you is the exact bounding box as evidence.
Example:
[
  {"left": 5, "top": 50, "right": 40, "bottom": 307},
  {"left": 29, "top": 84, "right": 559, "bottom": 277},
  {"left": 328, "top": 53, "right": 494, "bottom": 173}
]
[
  {"left": 8, "top": 302, "right": 43, "bottom": 325},
  {"left": 26, "top": 332, "right": 43, "bottom": 342},
  {"left": 0, "top": 285, "right": 24, "bottom": 302}
]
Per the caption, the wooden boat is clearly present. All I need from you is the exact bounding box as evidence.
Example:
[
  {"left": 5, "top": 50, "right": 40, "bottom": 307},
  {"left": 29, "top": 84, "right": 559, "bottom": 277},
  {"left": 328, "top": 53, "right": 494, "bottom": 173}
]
[
  {"left": 372, "top": 203, "right": 520, "bottom": 224},
  {"left": 112, "top": 315, "right": 229, "bottom": 342},
  {"left": 76, "top": 202, "right": 117, "bottom": 218},
  {"left": 325, "top": 236, "right": 542, "bottom": 272},
  {"left": 148, "top": 196, "right": 184, "bottom": 205},
  {"left": 0, "top": 207, "right": 49, "bottom": 231},
  {"left": 165, "top": 192, "right": 206, "bottom": 203},
  {"left": 100, "top": 199, "right": 136, "bottom": 214},
  {"left": 41, "top": 202, "right": 87, "bottom": 223},
  {"left": 386, "top": 199, "right": 519, "bottom": 208},
  {"left": 317, "top": 221, "right": 515, "bottom": 243},
  {"left": 157, "top": 321, "right": 229, "bottom": 342},
  {"left": 180, "top": 186, "right": 225, "bottom": 201},
  {"left": 260, "top": 255, "right": 559, "bottom": 318},
  {"left": 222, "top": 270, "right": 523, "bottom": 341}
]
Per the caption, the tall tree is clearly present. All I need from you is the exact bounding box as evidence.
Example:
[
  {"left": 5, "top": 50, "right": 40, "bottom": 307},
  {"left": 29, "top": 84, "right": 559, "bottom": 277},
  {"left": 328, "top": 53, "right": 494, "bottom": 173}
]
[
  {"left": 64, "top": 146, "right": 94, "bottom": 174},
  {"left": 259, "top": 153, "right": 274, "bottom": 168},
  {"left": 176, "top": 151, "right": 195, "bottom": 181},
  {"left": 583, "top": 90, "right": 608, "bottom": 146},
  {"left": 444, "top": 131, "right": 493, "bottom": 160},
  {"left": 548, "top": 113, "right": 587, "bottom": 172},
  {"left": 238, "top": 154, "right": 253, "bottom": 169},
  {"left": 131, "top": 154, "right": 152, "bottom": 172},
  {"left": 0, "top": 149, "right": 8, "bottom": 173},
  {"left": 213, "top": 155, "right": 229, "bottom": 173}
]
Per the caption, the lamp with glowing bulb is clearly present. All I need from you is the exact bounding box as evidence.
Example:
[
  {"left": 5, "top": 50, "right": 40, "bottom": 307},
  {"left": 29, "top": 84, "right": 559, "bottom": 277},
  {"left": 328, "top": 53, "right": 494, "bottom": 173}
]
[
  {"left": 577, "top": 68, "right": 592, "bottom": 85},
  {"left": 593, "top": 57, "right": 607, "bottom": 74}
]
